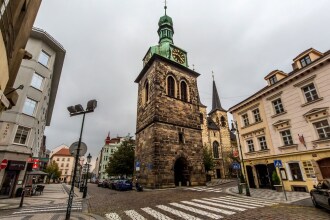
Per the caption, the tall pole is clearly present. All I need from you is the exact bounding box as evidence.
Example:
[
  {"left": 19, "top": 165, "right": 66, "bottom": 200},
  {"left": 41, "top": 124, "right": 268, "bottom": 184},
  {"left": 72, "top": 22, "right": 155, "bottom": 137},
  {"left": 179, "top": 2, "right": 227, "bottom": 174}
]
[
  {"left": 235, "top": 121, "right": 251, "bottom": 197},
  {"left": 83, "top": 163, "right": 89, "bottom": 198},
  {"left": 66, "top": 113, "right": 85, "bottom": 220}
]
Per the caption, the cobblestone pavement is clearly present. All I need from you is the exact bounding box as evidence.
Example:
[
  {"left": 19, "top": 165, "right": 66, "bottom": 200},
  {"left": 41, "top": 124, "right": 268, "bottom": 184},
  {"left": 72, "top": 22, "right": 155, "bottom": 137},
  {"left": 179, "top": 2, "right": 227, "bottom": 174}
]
[
  {"left": 226, "top": 186, "right": 310, "bottom": 203},
  {"left": 88, "top": 183, "right": 330, "bottom": 220}
]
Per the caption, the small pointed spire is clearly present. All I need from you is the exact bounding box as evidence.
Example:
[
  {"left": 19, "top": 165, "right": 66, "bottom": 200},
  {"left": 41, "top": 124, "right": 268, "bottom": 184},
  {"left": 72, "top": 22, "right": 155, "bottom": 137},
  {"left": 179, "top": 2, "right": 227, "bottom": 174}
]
[
  {"left": 210, "top": 73, "right": 226, "bottom": 114},
  {"left": 164, "top": 0, "right": 167, "bottom": 15},
  {"left": 105, "top": 132, "right": 111, "bottom": 144},
  {"left": 192, "top": 64, "right": 195, "bottom": 71}
]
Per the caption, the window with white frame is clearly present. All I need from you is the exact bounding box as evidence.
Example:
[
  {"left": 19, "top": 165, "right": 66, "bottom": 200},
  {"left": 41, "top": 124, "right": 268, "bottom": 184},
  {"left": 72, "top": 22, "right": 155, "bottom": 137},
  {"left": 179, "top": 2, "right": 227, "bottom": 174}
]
[
  {"left": 280, "top": 130, "right": 293, "bottom": 145},
  {"left": 272, "top": 98, "right": 284, "bottom": 114},
  {"left": 302, "top": 83, "right": 318, "bottom": 102},
  {"left": 14, "top": 126, "right": 30, "bottom": 144},
  {"left": 252, "top": 108, "right": 261, "bottom": 123},
  {"left": 246, "top": 140, "right": 255, "bottom": 152},
  {"left": 23, "top": 98, "right": 37, "bottom": 116},
  {"left": 258, "top": 136, "right": 268, "bottom": 150},
  {"left": 313, "top": 120, "right": 330, "bottom": 139},
  {"left": 38, "top": 50, "right": 50, "bottom": 67},
  {"left": 242, "top": 113, "right": 249, "bottom": 126},
  {"left": 269, "top": 75, "right": 277, "bottom": 85},
  {"left": 302, "top": 161, "right": 315, "bottom": 178},
  {"left": 31, "top": 72, "right": 44, "bottom": 90},
  {"left": 288, "top": 162, "right": 303, "bottom": 181},
  {"left": 300, "top": 55, "right": 311, "bottom": 67}
]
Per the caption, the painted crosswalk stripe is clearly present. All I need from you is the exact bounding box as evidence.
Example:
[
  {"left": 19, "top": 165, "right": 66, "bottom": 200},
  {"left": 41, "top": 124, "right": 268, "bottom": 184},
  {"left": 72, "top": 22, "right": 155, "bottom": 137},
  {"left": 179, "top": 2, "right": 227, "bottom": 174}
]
[
  {"left": 225, "top": 195, "right": 276, "bottom": 204},
  {"left": 170, "top": 202, "right": 223, "bottom": 219},
  {"left": 203, "top": 198, "right": 258, "bottom": 209},
  {"left": 141, "top": 207, "right": 173, "bottom": 220},
  {"left": 105, "top": 213, "right": 121, "bottom": 220},
  {"left": 193, "top": 199, "right": 246, "bottom": 212},
  {"left": 215, "top": 197, "right": 265, "bottom": 207},
  {"left": 225, "top": 196, "right": 277, "bottom": 205},
  {"left": 157, "top": 205, "right": 202, "bottom": 220},
  {"left": 185, "top": 187, "right": 222, "bottom": 192},
  {"left": 181, "top": 201, "right": 235, "bottom": 215},
  {"left": 125, "top": 210, "right": 146, "bottom": 220}
]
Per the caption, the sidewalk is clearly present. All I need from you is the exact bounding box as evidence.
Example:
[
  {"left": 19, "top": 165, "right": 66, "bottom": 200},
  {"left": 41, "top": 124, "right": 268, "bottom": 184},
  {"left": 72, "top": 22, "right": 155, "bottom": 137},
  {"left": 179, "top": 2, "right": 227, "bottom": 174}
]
[
  {"left": 226, "top": 186, "right": 311, "bottom": 203},
  {"left": 0, "top": 184, "right": 104, "bottom": 220},
  {"left": 206, "top": 178, "right": 235, "bottom": 186}
]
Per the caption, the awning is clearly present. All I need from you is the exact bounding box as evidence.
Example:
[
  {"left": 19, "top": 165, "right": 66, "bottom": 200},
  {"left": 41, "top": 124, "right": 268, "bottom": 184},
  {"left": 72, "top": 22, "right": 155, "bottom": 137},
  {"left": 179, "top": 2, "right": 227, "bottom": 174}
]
[{"left": 27, "top": 170, "right": 48, "bottom": 175}]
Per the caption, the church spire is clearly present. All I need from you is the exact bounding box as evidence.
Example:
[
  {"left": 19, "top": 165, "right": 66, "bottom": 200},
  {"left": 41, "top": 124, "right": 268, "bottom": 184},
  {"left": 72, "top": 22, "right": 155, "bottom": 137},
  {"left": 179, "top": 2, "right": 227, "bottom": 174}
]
[
  {"left": 158, "top": 1, "right": 174, "bottom": 44},
  {"left": 105, "top": 132, "right": 111, "bottom": 145},
  {"left": 210, "top": 74, "right": 226, "bottom": 113}
]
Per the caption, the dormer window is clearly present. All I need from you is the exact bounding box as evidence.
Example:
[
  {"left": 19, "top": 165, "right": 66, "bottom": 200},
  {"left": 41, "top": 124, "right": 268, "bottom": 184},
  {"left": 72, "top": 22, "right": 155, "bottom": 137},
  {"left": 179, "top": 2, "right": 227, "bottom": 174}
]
[
  {"left": 300, "top": 55, "right": 311, "bottom": 67},
  {"left": 269, "top": 75, "right": 277, "bottom": 85}
]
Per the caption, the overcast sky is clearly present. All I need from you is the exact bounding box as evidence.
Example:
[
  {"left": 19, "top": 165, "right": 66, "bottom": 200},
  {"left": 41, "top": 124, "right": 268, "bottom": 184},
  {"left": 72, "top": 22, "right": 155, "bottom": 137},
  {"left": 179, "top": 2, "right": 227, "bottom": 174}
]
[{"left": 34, "top": 0, "right": 330, "bottom": 167}]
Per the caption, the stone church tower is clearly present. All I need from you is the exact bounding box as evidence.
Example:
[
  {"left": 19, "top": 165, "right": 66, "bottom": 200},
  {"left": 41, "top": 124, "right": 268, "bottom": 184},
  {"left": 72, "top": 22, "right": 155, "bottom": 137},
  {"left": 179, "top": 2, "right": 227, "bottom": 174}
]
[{"left": 134, "top": 8, "right": 206, "bottom": 188}]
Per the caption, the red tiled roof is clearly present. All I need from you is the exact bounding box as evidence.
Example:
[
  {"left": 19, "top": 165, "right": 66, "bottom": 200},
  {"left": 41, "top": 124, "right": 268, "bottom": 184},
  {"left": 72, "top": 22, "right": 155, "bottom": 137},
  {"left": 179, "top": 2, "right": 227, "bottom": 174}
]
[{"left": 53, "top": 148, "right": 71, "bottom": 156}]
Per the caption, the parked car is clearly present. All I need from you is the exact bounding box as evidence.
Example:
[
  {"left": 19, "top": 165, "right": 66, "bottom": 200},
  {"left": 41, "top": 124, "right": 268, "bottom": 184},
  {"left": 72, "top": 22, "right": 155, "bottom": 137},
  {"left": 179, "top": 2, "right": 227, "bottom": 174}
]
[
  {"left": 109, "top": 179, "right": 121, "bottom": 190},
  {"left": 102, "top": 179, "right": 110, "bottom": 188},
  {"left": 97, "top": 180, "right": 104, "bottom": 187},
  {"left": 115, "top": 180, "right": 133, "bottom": 191},
  {"left": 310, "top": 179, "right": 330, "bottom": 210}
]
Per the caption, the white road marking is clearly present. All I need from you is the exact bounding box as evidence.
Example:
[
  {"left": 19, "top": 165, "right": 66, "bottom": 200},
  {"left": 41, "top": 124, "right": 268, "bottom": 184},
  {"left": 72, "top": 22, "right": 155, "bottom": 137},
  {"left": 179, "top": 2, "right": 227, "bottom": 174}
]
[
  {"left": 141, "top": 207, "right": 173, "bottom": 220},
  {"left": 193, "top": 199, "right": 246, "bottom": 211},
  {"left": 105, "top": 213, "right": 121, "bottom": 220},
  {"left": 170, "top": 202, "right": 223, "bottom": 219},
  {"left": 181, "top": 201, "right": 236, "bottom": 215},
  {"left": 157, "top": 205, "right": 202, "bottom": 220},
  {"left": 13, "top": 207, "right": 81, "bottom": 214},
  {"left": 204, "top": 198, "right": 260, "bottom": 208},
  {"left": 125, "top": 210, "right": 146, "bottom": 220},
  {"left": 225, "top": 196, "right": 277, "bottom": 205}
]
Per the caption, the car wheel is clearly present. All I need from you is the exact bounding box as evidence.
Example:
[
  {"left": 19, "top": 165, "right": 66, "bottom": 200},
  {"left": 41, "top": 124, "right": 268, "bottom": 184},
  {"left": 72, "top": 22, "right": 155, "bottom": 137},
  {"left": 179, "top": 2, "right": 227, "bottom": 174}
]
[{"left": 311, "top": 195, "right": 320, "bottom": 208}]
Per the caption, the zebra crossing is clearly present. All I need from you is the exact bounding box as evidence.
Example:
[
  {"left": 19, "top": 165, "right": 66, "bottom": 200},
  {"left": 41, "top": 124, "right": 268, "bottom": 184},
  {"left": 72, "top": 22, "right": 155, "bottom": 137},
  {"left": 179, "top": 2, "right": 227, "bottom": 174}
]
[
  {"left": 183, "top": 186, "right": 222, "bottom": 193},
  {"left": 105, "top": 195, "right": 277, "bottom": 220},
  {"left": 10, "top": 200, "right": 83, "bottom": 215}
]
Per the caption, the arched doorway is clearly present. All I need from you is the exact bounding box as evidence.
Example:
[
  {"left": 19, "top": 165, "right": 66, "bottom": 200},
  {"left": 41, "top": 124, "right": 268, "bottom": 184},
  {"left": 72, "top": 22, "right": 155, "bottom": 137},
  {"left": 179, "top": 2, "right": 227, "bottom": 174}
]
[
  {"left": 174, "top": 157, "right": 190, "bottom": 186},
  {"left": 318, "top": 158, "right": 330, "bottom": 179}
]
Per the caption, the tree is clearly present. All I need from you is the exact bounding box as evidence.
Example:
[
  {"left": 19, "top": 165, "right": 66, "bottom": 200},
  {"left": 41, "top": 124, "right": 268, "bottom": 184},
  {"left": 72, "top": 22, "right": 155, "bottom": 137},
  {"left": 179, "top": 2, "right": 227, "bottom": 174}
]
[
  {"left": 203, "top": 147, "right": 214, "bottom": 173},
  {"left": 44, "top": 161, "right": 61, "bottom": 183},
  {"left": 272, "top": 171, "right": 280, "bottom": 185},
  {"left": 106, "top": 136, "right": 135, "bottom": 177}
]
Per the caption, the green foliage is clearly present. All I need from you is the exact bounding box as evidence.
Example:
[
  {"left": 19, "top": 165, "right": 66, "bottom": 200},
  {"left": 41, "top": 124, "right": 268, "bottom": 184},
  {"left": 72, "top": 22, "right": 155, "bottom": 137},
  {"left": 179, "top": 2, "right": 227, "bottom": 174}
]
[
  {"left": 203, "top": 147, "right": 214, "bottom": 172},
  {"left": 106, "top": 136, "right": 135, "bottom": 177},
  {"left": 44, "top": 161, "right": 61, "bottom": 182},
  {"left": 272, "top": 171, "right": 281, "bottom": 185}
]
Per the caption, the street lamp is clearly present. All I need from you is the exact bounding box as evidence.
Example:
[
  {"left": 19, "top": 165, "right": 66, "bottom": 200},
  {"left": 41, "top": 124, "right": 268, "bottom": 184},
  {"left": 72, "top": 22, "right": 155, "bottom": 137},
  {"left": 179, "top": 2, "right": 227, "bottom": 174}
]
[
  {"left": 66, "top": 100, "right": 97, "bottom": 220},
  {"left": 231, "top": 120, "right": 251, "bottom": 197},
  {"left": 83, "top": 153, "right": 92, "bottom": 198}
]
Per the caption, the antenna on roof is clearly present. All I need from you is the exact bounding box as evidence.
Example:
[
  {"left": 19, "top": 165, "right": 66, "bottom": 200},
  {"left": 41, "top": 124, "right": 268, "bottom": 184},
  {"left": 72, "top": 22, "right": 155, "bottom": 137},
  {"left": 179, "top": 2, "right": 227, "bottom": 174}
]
[{"left": 164, "top": 0, "right": 167, "bottom": 15}]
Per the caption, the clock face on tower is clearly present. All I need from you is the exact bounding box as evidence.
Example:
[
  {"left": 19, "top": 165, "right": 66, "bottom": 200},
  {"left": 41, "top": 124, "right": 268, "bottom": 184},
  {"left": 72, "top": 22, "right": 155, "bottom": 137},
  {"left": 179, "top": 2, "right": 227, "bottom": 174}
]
[{"left": 172, "top": 48, "right": 185, "bottom": 64}]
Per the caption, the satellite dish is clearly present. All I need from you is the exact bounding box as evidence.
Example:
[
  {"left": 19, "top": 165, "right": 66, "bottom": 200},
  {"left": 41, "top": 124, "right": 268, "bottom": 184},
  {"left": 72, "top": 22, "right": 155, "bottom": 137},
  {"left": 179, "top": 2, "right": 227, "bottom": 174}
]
[{"left": 69, "top": 141, "right": 87, "bottom": 156}]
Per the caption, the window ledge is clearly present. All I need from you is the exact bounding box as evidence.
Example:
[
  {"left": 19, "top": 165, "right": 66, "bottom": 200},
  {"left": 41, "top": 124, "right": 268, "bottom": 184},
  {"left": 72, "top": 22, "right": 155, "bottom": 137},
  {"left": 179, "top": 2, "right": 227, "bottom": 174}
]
[
  {"left": 312, "top": 138, "right": 330, "bottom": 144},
  {"left": 301, "top": 97, "right": 324, "bottom": 107},
  {"left": 245, "top": 151, "right": 257, "bottom": 155},
  {"left": 271, "top": 111, "right": 287, "bottom": 118},
  {"left": 278, "top": 144, "right": 298, "bottom": 149},
  {"left": 241, "top": 120, "right": 263, "bottom": 129}
]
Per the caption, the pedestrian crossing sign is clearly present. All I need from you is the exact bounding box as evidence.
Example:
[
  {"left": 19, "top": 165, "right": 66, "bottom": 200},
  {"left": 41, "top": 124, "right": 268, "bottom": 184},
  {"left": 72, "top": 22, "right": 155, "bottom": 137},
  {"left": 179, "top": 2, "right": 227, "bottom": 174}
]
[
  {"left": 232, "top": 162, "right": 241, "bottom": 170},
  {"left": 274, "top": 160, "right": 283, "bottom": 168}
]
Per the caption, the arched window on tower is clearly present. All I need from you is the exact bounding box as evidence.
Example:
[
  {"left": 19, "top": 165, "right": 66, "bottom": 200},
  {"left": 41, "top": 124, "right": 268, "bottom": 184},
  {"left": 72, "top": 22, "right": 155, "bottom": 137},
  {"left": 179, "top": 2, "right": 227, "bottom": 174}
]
[
  {"left": 144, "top": 81, "right": 149, "bottom": 104},
  {"left": 213, "top": 141, "right": 220, "bottom": 159},
  {"left": 220, "top": 116, "right": 226, "bottom": 127},
  {"left": 167, "top": 76, "right": 175, "bottom": 97},
  {"left": 180, "top": 81, "right": 187, "bottom": 101}
]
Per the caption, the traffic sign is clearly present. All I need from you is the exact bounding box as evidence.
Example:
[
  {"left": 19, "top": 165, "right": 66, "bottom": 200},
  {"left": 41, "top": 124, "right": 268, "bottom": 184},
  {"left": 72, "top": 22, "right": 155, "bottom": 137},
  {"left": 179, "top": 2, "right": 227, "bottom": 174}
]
[
  {"left": 274, "top": 160, "right": 283, "bottom": 168},
  {"left": 69, "top": 141, "right": 87, "bottom": 156},
  {"left": 232, "top": 162, "right": 241, "bottom": 170},
  {"left": 136, "top": 161, "right": 140, "bottom": 171},
  {"left": 233, "top": 150, "right": 239, "bottom": 158},
  {"left": 1, "top": 159, "right": 8, "bottom": 170}
]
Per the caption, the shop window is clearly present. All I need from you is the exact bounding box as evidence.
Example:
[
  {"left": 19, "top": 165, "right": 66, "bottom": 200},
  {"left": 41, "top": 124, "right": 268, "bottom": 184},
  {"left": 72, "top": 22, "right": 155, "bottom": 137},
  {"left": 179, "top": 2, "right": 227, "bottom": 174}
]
[
  {"left": 302, "top": 161, "right": 315, "bottom": 178},
  {"left": 289, "top": 163, "right": 303, "bottom": 181}
]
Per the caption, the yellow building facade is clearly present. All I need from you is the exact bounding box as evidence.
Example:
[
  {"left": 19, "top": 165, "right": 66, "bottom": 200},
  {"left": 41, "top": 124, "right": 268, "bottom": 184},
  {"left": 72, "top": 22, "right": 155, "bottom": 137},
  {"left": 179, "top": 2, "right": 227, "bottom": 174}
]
[{"left": 229, "top": 48, "right": 330, "bottom": 192}]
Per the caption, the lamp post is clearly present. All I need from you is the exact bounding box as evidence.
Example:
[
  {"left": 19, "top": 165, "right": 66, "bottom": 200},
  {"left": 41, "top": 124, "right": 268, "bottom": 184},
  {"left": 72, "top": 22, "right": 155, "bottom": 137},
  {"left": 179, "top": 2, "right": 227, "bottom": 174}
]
[
  {"left": 66, "top": 100, "right": 97, "bottom": 220},
  {"left": 83, "top": 153, "right": 92, "bottom": 198},
  {"left": 5, "top": 84, "right": 24, "bottom": 96},
  {"left": 231, "top": 120, "right": 251, "bottom": 197}
]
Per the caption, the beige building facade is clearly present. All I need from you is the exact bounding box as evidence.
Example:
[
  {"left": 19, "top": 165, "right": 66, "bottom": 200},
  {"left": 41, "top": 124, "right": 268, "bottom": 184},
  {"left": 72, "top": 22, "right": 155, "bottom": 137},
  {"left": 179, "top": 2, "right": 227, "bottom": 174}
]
[
  {"left": 0, "top": 0, "right": 42, "bottom": 112},
  {"left": 50, "top": 146, "right": 74, "bottom": 183},
  {"left": 229, "top": 48, "right": 330, "bottom": 192}
]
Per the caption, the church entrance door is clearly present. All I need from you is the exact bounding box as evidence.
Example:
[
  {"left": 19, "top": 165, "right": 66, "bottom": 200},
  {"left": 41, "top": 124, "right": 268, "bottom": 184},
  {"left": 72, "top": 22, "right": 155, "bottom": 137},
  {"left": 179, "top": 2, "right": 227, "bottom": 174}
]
[{"left": 174, "top": 157, "right": 190, "bottom": 186}]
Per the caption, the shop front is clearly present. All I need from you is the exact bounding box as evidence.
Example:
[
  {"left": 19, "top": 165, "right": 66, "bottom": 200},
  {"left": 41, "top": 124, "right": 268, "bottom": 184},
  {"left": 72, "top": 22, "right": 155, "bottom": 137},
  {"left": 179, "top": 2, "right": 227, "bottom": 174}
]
[{"left": 0, "top": 160, "right": 26, "bottom": 198}]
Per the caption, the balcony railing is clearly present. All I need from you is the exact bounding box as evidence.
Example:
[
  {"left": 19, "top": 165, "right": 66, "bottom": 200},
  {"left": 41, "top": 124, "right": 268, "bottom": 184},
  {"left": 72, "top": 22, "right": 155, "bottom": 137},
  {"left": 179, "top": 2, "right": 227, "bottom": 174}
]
[{"left": 0, "top": 0, "right": 15, "bottom": 59}]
